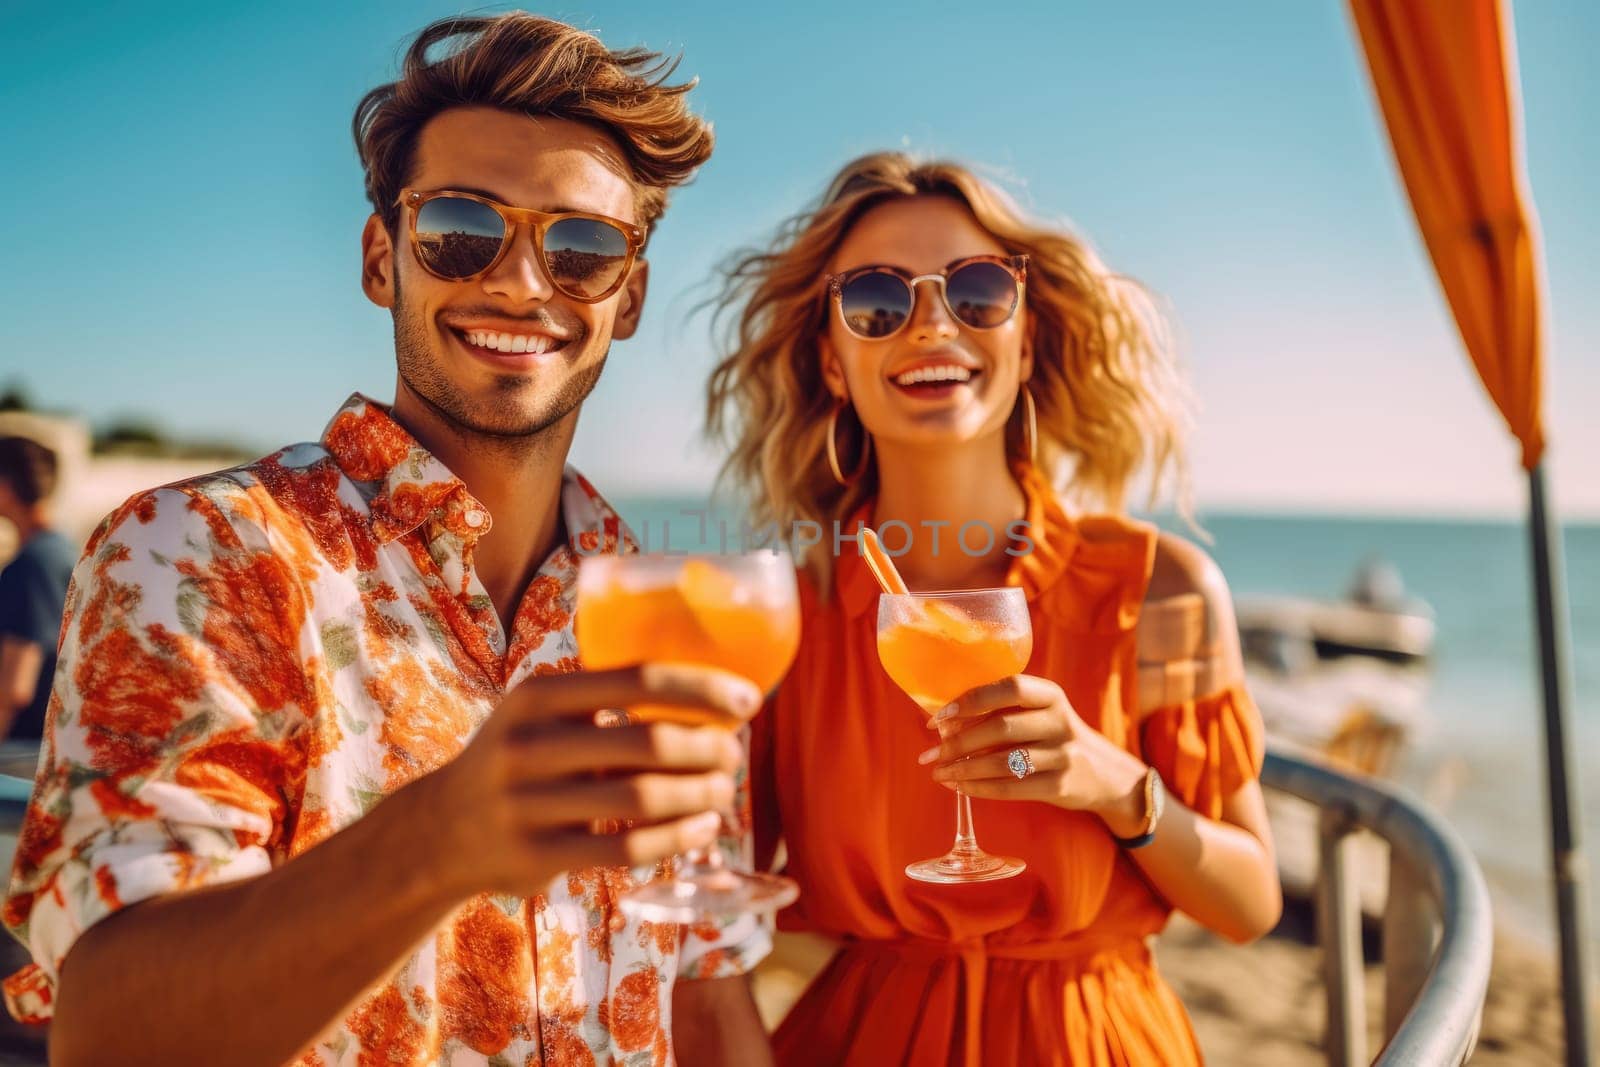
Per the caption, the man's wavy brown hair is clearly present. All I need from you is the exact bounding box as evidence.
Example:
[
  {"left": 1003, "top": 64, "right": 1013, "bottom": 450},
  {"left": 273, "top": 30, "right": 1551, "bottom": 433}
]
[{"left": 353, "top": 13, "right": 713, "bottom": 237}]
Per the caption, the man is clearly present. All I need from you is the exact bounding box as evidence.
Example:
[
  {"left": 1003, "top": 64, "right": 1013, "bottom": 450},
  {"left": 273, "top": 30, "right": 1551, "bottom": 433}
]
[
  {"left": 0, "top": 436, "right": 74, "bottom": 742},
  {"left": 3, "top": 15, "right": 773, "bottom": 1066}
]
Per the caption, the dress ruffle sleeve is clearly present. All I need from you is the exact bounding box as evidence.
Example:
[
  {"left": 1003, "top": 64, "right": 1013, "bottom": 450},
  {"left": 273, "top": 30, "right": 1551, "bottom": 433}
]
[{"left": 1138, "top": 684, "right": 1266, "bottom": 821}]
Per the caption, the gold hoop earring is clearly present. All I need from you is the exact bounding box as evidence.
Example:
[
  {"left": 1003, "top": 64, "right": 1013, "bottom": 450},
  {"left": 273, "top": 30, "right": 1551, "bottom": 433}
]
[
  {"left": 1019, "top": 385, "right": 1038, "bottom": 466},
  {"left": 826, "top": 403, "right": 872, "bottom": 486}
]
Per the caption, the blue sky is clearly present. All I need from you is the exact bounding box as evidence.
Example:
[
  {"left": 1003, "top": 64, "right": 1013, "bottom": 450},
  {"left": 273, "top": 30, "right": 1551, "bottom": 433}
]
[{"left": 3, "top": 0, "right": 1596, "bottom": 517}]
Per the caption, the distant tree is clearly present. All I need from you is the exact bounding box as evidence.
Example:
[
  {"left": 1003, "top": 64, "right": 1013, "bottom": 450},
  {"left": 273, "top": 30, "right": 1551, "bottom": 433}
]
[
  {"left": 94, "top": 419, "right": 170, "bottom": 456},
  {"left": 176, "top": 437, "right": 258, "bottom": 462},
  {"left": 0, "top": 384, "right": 30, "bottom": 412},
  {"left": 92, "top": 417, "right": 256, "bottom": 461}
]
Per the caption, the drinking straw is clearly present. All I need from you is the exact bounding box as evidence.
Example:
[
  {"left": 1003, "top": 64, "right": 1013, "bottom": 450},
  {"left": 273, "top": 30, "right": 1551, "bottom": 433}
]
[{"left": 859, "top": 527, "right": 909, "bottom": 596}]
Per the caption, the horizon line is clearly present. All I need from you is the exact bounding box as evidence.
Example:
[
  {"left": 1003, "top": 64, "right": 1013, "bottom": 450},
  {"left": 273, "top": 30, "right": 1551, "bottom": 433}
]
[{"left": 603, "top": 485, "right": 1600, "bottom": 528}]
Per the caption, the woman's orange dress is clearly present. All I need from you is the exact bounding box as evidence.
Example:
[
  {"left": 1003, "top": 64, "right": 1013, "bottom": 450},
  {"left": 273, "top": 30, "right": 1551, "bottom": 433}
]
[{"left": 752, "top": 476, "right": 1265, "bottom": 1066}]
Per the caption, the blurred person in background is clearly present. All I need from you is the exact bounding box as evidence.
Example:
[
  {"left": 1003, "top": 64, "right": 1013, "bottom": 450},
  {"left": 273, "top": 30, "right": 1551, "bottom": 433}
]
[{"left": 0, "top": 436, "right": 73, "bottom": 743}]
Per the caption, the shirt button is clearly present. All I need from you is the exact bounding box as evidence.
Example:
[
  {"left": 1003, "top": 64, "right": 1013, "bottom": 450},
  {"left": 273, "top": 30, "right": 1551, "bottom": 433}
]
[{"left": 464, "top": 510, "right": 487, "bottom": 528}]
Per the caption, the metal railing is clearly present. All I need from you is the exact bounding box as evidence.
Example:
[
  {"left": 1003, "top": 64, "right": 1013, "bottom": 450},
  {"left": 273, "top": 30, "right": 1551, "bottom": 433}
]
[{"left": 1263, "top": 747, "right": 1493, "bottom": 1065}]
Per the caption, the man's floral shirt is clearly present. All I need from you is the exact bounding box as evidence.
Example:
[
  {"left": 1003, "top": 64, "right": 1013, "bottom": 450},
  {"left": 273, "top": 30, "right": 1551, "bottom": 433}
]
[{"left": 1, "top": 393, "right": 768, "bottom": 1065}]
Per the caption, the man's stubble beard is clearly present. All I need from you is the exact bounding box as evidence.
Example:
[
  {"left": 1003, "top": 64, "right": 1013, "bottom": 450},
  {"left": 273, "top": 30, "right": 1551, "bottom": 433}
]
[{"left": 391, "top": 277, "right": 607, "bottom": 446}]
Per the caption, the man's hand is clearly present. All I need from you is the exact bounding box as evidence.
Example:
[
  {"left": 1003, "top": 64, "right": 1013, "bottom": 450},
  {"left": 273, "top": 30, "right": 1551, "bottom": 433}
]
[{"left": 422, "top": 661, "right": 763, "bottom": 898}]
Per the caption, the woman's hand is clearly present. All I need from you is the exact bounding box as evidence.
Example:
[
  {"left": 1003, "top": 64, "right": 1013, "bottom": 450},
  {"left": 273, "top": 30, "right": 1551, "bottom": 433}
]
[{"left": 918, "top": 674, "right": 1149, "bottom": 838}]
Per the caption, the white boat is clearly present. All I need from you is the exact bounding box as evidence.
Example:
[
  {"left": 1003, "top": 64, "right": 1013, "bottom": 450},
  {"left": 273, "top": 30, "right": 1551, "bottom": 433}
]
[
  {"left": 1236, "top": 558, "right": 1436, "bottom": 670},
  {"left": 1235, "top": 560, "right": 1440, "bottom": 918}
]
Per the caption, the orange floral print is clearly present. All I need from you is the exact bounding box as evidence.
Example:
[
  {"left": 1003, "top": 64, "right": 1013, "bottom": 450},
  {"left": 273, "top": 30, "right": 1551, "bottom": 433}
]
[
  {"left": 514, "top": 574, "right": 570, "bottom": 643},
  {"left": 182, "top": 551, "right": 315, "bottom": 714},
  {"left": 529, "top": 655, "right": 582, "bottom": 678},
  {"left": 173, "top": 730, "right": 304, "bottom": 849},
  {"left": 323, "top": 405, "right": 412, "bottom": 482},
  {"left": 538, "top": 1022, "right": 597, "bottom": 1067},
  {"left": 639, "top": 920, "right": 680, "bottom": 957},
  {"left": 71, "top": 542, "right": 131, "bottom": 647},
  {"left": 255, "top": 458, "right": 356, "bottom": 573},
  {"left": 608, "top": 969, "right": 660, "bottom": 1053},
  {"left": 287, "top": 806, "right": 332, "bottom": 857},
  {"left": 86, "top": 777, "right": 155, "bottom": 821},
  {"left": 370, "top": 659, "right": 474, "bottom": 788},
  {"left": 438, "top": 896, "right": 532, "bottom": 1053},
  {"left": 0, "top": 394, "right": 769, "bottom": 1065},
  {"left": 75, "top": 623, "right": 204, "bottom": 772},
  {"left": 348, "top": 982, "right": 426, "bottom": 1067},
  {"left": 691, "top": 948, "right": 728, "bottom": 977},
  {"left": 536, "top": 925, "right": 579, "bottom": 1003},
  {"left": 300, "top": 669, "right": 343, "bottom": 768},
  {"left": 91, "top": 868, "right": 120, "bottom": 910},
  {"left": 2, "top": 808, "right": 62, "bottom": 929}
]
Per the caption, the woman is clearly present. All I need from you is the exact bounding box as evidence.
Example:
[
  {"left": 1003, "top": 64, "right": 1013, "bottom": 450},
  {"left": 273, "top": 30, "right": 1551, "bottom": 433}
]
[{"left": 706, "top": 153, "right": 1281, "bottom": 1065}]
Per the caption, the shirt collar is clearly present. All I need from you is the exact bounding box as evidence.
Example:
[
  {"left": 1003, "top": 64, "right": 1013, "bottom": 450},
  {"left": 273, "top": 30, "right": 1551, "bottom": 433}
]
[
  {"left": 835, "top": 464, "right": 1079, "bottom": 619},
  {"left": 319, "top": 392, "right": 634, "bottom": 556},
  {"left": 559, "top": 466, "right": 637, "bottom": 559},
  {"left": 321, "top": 393, "right": 478, "bottom": 545}
]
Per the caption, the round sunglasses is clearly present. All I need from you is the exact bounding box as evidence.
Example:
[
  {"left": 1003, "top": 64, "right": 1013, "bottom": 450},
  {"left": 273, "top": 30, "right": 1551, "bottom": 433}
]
[
  {"left": 399, "top": 188, "right": 646, "bottom": 303},
  {"left": 826, "top": 254, "right": 1028, "bottom": 340}
]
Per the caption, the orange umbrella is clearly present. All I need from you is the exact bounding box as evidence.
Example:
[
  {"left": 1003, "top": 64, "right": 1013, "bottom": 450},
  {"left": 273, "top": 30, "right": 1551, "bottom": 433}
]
[
  {"left": 1350, "top": 0, "right": 1545, "bottom": 469},
  {"left": 1349, "top": 1, "right": 1588, "bottom": 1060}
]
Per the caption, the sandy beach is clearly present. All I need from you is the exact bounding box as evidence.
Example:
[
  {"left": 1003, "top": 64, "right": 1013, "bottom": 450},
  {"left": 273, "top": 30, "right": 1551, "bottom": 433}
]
[{"left": 1156, "top": 907, "right": 1567, "bottom": 1065}]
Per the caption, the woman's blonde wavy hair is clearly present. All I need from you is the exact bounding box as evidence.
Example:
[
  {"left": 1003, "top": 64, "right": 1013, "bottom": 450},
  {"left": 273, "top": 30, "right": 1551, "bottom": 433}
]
[{"left": 705, "top": 152, "right": 1195, "bottom": 590}]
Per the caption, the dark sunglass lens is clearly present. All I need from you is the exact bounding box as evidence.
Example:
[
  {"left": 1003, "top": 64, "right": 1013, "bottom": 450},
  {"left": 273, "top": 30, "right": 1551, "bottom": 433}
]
[
  {"left": 413, "top": 196, "right": 506, "bottom": 279},
  {"left": 838, "top": 271, "right": 912, "bottom": 338},
  {"left": 544, "top": 218, "right": 631, "bottom": 299},
  {"left": 946, "top": 261, "right": 1019, "bottom": 328}
]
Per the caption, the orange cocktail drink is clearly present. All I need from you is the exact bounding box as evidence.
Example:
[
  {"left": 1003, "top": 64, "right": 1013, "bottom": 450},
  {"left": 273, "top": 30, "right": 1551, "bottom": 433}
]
[
  {"left": 577, "top": 557, "right": 799, "bottom": 726},
  {"left": 574, "top": 550, "right": 801, "bottom": 922},
  {"left": 877, "top": 600, "right": 1032, "bottom": 716}
]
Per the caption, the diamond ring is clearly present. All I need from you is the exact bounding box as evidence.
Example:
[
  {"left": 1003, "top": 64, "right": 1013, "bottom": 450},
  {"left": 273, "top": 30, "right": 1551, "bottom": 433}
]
[{"left": 1007, "top": 748, "right": 1034, "bottom": 780}]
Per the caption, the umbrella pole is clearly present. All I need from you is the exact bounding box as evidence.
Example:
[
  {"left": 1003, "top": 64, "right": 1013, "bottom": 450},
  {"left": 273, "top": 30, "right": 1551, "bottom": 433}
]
[{"left": 1530, "top": 461, "right": 1593, "bottom": 1065}]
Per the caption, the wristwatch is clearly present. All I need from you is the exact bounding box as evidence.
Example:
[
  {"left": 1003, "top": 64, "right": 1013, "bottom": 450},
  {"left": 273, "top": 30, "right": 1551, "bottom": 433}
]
[{"left": 1114, "top": 767, "right": 1165, "bottom": 849}]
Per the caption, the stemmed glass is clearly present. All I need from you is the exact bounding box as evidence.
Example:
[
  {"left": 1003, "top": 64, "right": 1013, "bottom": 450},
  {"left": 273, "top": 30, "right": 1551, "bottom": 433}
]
[
  {"left": 575, "top": 549, "right": 801, "bottom": 921},
  {"left": 876, "top": 588, "right": 1032, "bottom": 883}
]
